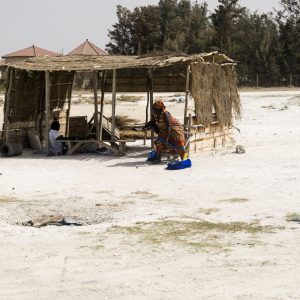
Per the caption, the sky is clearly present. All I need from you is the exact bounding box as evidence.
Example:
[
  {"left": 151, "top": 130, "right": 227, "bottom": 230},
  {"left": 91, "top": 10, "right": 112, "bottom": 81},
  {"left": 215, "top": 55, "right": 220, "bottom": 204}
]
[{"left": 0, "top": 0, "right": 281, "bottom": 57}]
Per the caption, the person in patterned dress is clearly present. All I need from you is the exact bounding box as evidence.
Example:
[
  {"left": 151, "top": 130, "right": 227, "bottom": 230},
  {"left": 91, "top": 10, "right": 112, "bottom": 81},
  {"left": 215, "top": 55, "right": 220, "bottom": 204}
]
[{"left": 144, "top": 100, "right": 188, "bottom": 161}]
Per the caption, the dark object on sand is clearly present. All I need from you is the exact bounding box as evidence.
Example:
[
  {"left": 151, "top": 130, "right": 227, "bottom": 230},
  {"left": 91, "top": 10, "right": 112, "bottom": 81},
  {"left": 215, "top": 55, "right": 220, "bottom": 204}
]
[
  {"left": 1, "top": 143, "right": 23, "bottom": 157},
  {"left": 22, "top": 215, "right": 82, "bottom": 227},
  {"left": 236, "top": 145, "right": 245, "bottom": 154},
  {"left": 287, "top": 217, "right": 300, "bottom": 224}
]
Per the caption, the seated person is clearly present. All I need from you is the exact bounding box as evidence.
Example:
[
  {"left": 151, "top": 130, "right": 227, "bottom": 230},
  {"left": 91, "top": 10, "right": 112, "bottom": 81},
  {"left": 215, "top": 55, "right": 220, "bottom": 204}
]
[{"left": 48, "top": 118, "right": 67, "bottom": 155}]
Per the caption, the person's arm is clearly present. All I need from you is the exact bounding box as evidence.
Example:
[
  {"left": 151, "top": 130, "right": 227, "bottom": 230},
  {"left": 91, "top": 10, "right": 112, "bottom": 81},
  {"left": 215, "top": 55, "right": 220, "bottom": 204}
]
[
  {"left": 144, "top": 119, "right": 156, "bottom": 129},
  {"left": 164, "top": 112, "right": 171, "bottom": 142},
  {"left": 144, "top": 119, "right": 160, "bottom": 134}
]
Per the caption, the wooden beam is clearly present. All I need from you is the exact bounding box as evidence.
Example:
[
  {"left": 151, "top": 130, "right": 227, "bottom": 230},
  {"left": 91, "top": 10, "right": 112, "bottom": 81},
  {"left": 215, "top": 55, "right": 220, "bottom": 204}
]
[
  {"left": 93, "top": 70, "right": 99, "bottom": 140},
  {"left": 3, "top": 68, "right": 13, "bottom": 144},
  {"left": 148, "top": 68, "right": 154, "bottom": 148},
  {"left": 184, "top": 64, "right": 191, "bottom": 125},
  {"left": 111, "top": 68, "right": 117, "bottom": 140},
  {"left": 45, "top": 70, "right": 50, "bottom": 150},
  {"left": 99, "top": 70, "right": 106, "bottom": 140}
]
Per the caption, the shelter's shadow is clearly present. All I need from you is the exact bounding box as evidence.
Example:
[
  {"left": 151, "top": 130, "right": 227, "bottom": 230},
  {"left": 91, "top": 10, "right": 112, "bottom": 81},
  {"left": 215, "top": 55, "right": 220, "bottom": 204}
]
[{"left": 107, "top": 160, "right": 165, "bottom": 168}]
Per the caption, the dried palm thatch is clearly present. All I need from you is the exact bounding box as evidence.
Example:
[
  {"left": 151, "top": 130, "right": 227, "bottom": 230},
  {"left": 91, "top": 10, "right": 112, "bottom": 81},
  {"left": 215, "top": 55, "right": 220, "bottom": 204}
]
[
  {"left": 191, "top": 62, "right": 241, "bottom": 126},
  {"left": 107, "top": 115, "right": 151, "bottom": 139},
  {"left": 4, "top": 52, "right": 234, "bottom": 72},
  {"left": 108, "top": 115, "right": 139, "bottom": 128},
  {"left": 120, "top": 129, "right": 151, "bottom": 140}
]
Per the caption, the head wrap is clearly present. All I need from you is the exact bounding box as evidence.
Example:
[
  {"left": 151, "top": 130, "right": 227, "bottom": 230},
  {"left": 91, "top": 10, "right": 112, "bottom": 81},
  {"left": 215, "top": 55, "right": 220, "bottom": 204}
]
[{"left": 153, "top": 100, "right": 166, "bottom": 110}]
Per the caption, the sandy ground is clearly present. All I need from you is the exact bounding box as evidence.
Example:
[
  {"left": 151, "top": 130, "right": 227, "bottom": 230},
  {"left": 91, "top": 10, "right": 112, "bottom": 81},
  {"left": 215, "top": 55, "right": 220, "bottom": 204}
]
[{"left": 0, "top": 91, "right": 300, "bottom": 299}]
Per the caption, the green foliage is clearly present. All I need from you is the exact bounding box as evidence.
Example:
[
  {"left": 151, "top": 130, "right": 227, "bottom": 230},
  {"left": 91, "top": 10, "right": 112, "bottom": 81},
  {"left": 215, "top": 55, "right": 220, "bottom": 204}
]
[{"left": 106, "top": 0, "right": 300, "bottom": 87}]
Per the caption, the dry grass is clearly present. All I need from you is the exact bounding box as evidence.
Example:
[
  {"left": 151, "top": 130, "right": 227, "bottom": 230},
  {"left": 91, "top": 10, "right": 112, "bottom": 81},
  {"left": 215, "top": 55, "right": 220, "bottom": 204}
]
[
  {"left": 109, "top": 219, "right": 279, "bottom": 250},
  {"left": 286, "top": 213, "right": 300, "bottom": 222},
  {"left": 0, "top": 196, "right": 20, "bottom": 204},
  {"left": 219, "top": 197, "right": 249, "bottom": 203},
  {"left": 131, "top": 191, "right": 159, "bottom": 199},
  {"left": 117, "top": 94, "right": 142, "bottom": 102},
  {"left": 198, "top": 208, "right": 220, "bottom": 215}
]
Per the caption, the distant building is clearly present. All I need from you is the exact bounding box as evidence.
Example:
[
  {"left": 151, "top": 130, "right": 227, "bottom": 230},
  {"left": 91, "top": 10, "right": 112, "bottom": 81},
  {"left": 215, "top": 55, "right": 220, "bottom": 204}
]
[
  {"left": 67, "top": 39, "right": 108, "bottom": 56},
  {"left": 0, "top": 44, "right": 58, "bottom": 79},
  {"left": 0, "top": 60, "right": 5, "bottom": 79},
  {"left": 68, "top": 39, "right": 108, "bottom": 89}
]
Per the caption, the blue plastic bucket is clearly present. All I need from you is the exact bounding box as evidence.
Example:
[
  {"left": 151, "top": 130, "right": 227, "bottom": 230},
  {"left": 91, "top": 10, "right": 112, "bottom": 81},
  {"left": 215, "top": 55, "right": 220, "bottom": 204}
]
[{"left": 167, "top": 158, "right": 192, "bottom": 170}]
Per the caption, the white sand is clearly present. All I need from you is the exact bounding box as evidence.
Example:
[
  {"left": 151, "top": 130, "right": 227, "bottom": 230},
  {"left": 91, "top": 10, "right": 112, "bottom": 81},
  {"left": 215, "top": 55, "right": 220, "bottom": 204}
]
[{"left": 0, "top": 91, "right": 300, "bottom": 299}]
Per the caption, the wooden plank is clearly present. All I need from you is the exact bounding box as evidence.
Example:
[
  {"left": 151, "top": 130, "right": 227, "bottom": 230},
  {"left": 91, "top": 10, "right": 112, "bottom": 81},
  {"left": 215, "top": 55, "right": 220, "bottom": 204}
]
[
  {"left": 187, "top": 113, "right": 192, "bottom": 155},
  {"left": 184, "top": 64, "right": 191, "bottom": 124},
  {"left": 66, "top": 73, "right": 73, "bottom": 136},
  {"left": 99, "top": 70, "right": 106, "bottom": 140},
  {"left": 145, "top": 90, "right": 150, "bottom": 145},
  {"left": 45, "top": 70, "right": 50, "bottom": 150},
  {"left": 101, "top": 115, "right": 120, "bottom": 139},
  {"left": 3, "top": 68, "right": 13, "bottom": 144},
  {"left": 93, "top": 70, "right": 99, "bottom": 140},
  {"left": 67, "top": 141, "right": 85, "bottom": 155},
  {"left": 111, "top": 69, "right": 117, "bottom": 140},
  {"left": 148, "top": 68, "right": 154, "bottom": 148}
]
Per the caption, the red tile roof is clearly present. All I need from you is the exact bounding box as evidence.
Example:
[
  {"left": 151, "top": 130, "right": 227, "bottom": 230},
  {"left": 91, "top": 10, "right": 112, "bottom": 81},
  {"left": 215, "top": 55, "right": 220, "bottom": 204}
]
[
  {"left": 2, "top": 45, "right": 57, "bottom": 58},
  {"left": 67, "top": 39, "right": 108, "bottom": 56},
  {"left": 0, "top": 60, "right": 6, "bottom": 66}
]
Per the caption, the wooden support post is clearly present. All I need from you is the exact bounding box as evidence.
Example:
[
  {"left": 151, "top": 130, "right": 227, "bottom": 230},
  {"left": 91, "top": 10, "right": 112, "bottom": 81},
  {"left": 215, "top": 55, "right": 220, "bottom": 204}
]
[
  {"left": 144, "top": 90, "right": 150, "bottom": 145},
  {"left": 3, "top": 68, "right": 13, "bottom": 144},
  {"left": 187, "top": 113, "right": 192, "bottom": 155},
  {"left": 184, "top": 64, "right": 191, "bottom": 125},
  {"left": 146, "top": 90, "right": 150, "bottom": 125},
  {"left": 66, "top": 72, "right": 74, "bottom": 136},
  {"left": 111, "top": 68, "right": 117, "bottom": 141},
  {"left": 289, "top": 74, "right": 293, "bottom": 87},
  {"left": 148, "top": 68, "right": 154, "bottom": 148},
  {"left": 93, "top": 70, "right": 99, "bottom": 141},
  {"left": 45, "top": 70, "right": 50, "bottom": 151},
  {"left": 99, "top": 70, "right": 106, "bottom": 140},
  {"left": 256, "top": 73, "right": 259, "bottom": 88},
  {"left": 222, "top": 137, "right": 226, "bottom": 148}
]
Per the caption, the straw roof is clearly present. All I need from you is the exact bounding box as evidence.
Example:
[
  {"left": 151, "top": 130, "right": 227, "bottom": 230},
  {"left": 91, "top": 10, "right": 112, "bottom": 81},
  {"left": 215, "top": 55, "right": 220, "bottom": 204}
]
[
  {"left": 2, "top": 45, "right": 57, "bottom": 58},
  {"left": 4, "top": 52, "right": 235, "bottom": 72},
  {"left": 67, "top": 39, "right": 108, "bottom": 56}
]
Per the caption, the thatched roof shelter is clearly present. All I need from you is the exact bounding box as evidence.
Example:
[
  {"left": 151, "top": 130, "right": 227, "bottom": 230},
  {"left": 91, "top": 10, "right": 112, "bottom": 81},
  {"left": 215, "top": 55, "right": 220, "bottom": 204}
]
[
  {"left": 4, "top": 52, "right": 233, "bottom": 71},
  {"left": 1, "top": 52, "right": 241, "bottom": 154}
]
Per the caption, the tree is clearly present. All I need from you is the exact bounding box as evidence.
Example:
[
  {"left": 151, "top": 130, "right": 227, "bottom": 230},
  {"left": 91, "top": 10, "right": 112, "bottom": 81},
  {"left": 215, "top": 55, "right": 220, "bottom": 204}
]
[
  {"left": 280, "top": 0, "right": 300, "bottom": 17},
  {"left": 211, "top": 0, "right": 243, "bottom": 53},
  {"left": 185, "top": 2, "right": 214, "bottom": 53},
  {"left": 277, "top": 0, "right": 300, "bottom": 84},
  {"left": 106, "top": 5, "right": 135, "bottom": 54}
]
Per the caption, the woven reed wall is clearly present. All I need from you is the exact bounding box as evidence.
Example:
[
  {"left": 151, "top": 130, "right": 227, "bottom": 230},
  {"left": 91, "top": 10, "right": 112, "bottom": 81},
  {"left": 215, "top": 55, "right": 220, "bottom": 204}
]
[
  {"left": 7, "top": 70, "right": 74, "bottom": 145},
  {"left": 191, "top": 63, "right": 241, "bottom": 126}
]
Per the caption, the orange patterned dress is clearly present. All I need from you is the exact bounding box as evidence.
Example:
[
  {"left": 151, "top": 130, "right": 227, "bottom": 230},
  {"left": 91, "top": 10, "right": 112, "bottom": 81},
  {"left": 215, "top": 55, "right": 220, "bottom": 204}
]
[{"left": 154, "top": 111, "right": 186, "bottom": 158}]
